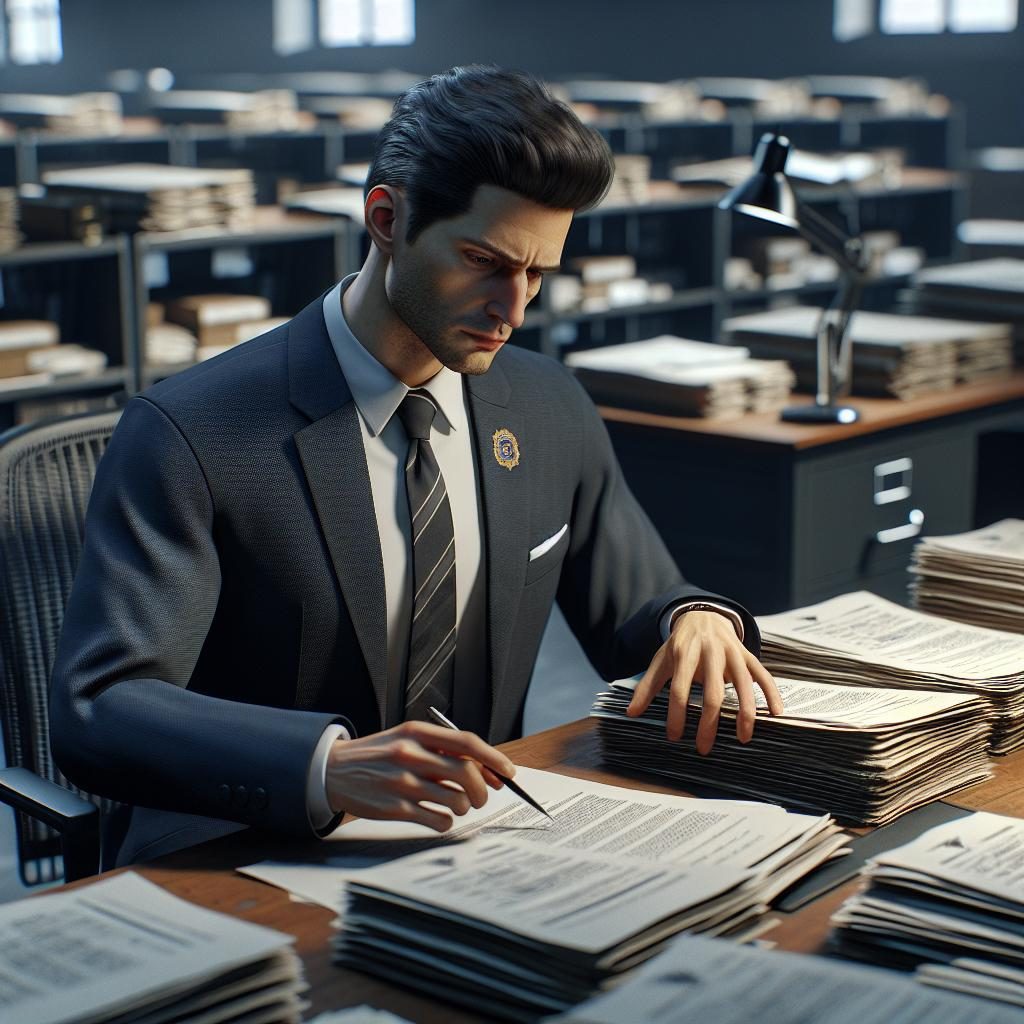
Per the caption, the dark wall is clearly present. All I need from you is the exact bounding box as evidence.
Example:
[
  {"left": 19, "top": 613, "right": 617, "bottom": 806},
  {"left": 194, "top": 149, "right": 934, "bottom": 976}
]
[{"left": 2, "top": 1, "right": 1021, "bottom": 147}]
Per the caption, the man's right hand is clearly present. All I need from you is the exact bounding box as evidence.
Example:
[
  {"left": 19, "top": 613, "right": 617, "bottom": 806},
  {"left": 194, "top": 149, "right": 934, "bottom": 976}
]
[{"left": 324, "top": 720, "right": 516, "bottom": 832}]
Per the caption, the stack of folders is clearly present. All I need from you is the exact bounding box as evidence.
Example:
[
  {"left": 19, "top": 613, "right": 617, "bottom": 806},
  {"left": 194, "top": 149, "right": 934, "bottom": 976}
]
[
  {"left": 590, "top": 676, "right": 992, "bottom": 826},
  {"left": 323, "top": 767, "right": 847, "bottom": 1022},
  {"left": 724, "top": 306, "right": 1014, "bottom": 399},
  {"left": 831, "top": 811, "right": 1024, "bottom": 1009},
  {"left": 758, "top": 591, "right": 1024, "bottom": 755},
  {"left": 0, "top": 92, "right": 122, "bottom": 134},
  {"left": 42, "top": 164, "right": 257, "bottom": 233},
  {"left": 555, "top": 933, "right": 1024, "bottom": 1024},
  {"left": 0, "top": 188, "right": 19, "bottom": 252},
  {"left": 911, "top": 519, "right": 1024, "bottom": 634},
  {"left": 565, "top": 336, "right": 794, "bottom": 418},
  {"left": 150, "top": 89, "right": 306, "bottom": 131},
  {"left": 911, "top": 258, "right": 1024, "bottom": 362},
  {"left": 2, "top": 871, "right": 307, "bottom": 1024}
]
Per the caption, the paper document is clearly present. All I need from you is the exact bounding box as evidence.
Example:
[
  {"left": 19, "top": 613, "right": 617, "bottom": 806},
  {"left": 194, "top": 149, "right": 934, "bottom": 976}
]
[{"left": 0, "top": 871, "right": 305, "bottom": 1024}]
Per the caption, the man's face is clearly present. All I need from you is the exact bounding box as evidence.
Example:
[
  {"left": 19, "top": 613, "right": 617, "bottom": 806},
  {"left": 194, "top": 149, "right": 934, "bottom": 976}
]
[{"left": 385, "top": 184, "right": 573, "bottom": 375}]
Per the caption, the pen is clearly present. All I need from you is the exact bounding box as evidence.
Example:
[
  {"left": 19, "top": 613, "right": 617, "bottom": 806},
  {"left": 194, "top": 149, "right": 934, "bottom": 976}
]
[{"left": 427, "top": 706, "right": 554, "bottom": 821}]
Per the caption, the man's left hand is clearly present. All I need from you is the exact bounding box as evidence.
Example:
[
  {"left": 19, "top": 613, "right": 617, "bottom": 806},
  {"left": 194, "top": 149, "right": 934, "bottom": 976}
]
[{"left": 626, "top": 610, "right": 783, "bottom": 754}]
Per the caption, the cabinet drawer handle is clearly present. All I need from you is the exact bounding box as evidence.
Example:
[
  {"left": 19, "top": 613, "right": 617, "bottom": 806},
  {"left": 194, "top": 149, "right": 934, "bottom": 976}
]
[{"left": 876, "top": 508, "right": 924, "bottom": 544}]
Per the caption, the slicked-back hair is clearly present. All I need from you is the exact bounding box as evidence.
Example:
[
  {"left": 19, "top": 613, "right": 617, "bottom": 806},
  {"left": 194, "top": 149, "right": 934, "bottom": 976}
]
[{"left": 366, "top": 65, "right": 615, "bottom": 242}]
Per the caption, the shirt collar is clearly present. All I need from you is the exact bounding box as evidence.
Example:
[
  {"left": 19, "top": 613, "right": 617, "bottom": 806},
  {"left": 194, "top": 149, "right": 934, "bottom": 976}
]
[{"left": 322, "top": 275, "right": 465, "bottom": 437}]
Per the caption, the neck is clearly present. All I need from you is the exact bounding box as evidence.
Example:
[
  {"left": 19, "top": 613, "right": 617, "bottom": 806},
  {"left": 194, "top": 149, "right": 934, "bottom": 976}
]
[{"left": 342, "top": 248, "right": 442, "bottom": 387}]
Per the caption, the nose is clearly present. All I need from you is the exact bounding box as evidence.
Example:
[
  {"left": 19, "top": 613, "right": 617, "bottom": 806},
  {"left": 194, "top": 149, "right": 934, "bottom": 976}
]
[{"left": 485, "top": 269, "right": 530, "bottom": 331}]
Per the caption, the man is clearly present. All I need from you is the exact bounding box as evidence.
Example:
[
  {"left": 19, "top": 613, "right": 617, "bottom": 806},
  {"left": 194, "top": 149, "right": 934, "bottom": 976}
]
[{"left": 50, "top": 66, "right": 781, "bottom": 865}]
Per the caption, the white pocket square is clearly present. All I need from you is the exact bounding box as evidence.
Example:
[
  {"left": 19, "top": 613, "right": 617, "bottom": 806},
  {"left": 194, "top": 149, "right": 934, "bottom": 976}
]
[{"left": 529, "top": 523, "right": 568, "bottom": 562}]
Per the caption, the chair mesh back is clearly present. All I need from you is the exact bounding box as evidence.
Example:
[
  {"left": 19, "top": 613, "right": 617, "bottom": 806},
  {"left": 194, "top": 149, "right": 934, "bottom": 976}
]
[{"left": 0, "top": 410, "right": 122, "bottom": 885}]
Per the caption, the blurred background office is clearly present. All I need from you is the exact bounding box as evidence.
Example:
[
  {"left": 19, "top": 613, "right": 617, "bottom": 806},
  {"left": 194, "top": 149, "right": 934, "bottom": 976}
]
[{"left": 1, "top": 0, "right": 1022, "bottom": 900}]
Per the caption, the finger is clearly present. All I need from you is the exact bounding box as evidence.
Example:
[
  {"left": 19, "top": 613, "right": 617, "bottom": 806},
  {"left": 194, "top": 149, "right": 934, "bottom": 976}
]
[
  {"left": 628, "top": 643, "right": 669, "bottom": 716},
  {"left": 405, "top": 722, "right": 516, "bottom": 778},
  {"left": 726, "top": 650, "right": 757, "bottom": 744},
  {"left": 396, "top": 746, "right": 491, "bottom": 809},
  {"left": 748, "top": 655, "right": 784, "bottom": 715},
  {"left": 394, "top": 775, "right": 474, "bottom": 817},
  {"left": 666, "top": 643, "right": 700, "bottom": 741},
  {"left": 694, "top": 660, "right": 726, "bottom": 756},
  {"left": 397, "top": 799, "right": 454, "bottom": 832},
  {"left": 480, "top": 765, "right": 506, "bottom": 790}
]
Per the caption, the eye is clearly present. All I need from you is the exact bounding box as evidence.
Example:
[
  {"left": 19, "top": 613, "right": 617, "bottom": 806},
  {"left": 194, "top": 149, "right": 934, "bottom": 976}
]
[{"left": 464, "top": 251, "right": 494, "bottom": 268}]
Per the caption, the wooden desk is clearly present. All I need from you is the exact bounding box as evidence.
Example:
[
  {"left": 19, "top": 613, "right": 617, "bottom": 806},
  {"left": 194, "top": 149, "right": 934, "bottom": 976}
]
[
  {"left": 599, "top": 373, "right": 1024, "bottom": 615},
  {"left": 68, "top": 718, "right": 1024, "bottom": 1024}
]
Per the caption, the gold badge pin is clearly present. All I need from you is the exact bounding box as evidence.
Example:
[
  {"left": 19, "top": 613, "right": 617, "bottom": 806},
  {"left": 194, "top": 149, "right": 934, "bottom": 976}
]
[{"left": 492, "top": 428, "right": 520, "bottom": 471}]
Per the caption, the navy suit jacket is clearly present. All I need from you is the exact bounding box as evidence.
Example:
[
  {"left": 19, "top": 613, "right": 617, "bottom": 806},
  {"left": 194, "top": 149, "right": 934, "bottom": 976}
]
[{"left": 50, "top": 291, "right": 759, "bottom": 861}]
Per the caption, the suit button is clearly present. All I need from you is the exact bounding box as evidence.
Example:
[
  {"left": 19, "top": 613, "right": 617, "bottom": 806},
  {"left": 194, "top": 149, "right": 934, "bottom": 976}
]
[
  {"left": 234, "top": 785, "right": 249, "bottom": 807},
  {"left": 218, "top": 784, "right": 231, "bottom": 805},
  {"left": 252, "top": 787, "right": 268, "bottom": 810}
]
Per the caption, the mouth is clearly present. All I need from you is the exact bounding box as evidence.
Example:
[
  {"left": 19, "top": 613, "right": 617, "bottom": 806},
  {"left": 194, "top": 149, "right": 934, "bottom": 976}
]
[{"left": 460, "top": 329, "right": 506, "bottom": 351}]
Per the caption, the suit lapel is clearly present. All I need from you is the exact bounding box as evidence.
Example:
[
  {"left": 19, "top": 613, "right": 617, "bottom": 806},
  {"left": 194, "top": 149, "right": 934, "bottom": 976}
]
[
  {"left": 466, "top": 362, "right": 529, "bottom": 735},
  {"left": 288, "top": 296, "right": 389, "bottom": 726}
]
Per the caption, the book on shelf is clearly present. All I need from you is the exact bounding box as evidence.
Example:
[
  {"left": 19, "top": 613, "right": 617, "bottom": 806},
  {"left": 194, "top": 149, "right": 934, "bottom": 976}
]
[
  {"left": 910, "top": 519, "right": 1024, "bottom": 635},
  {"left": 831, "top": 810, "right": 1024, "bottom": 1010},
  {"left": 565, "top": 335, "right": 794, "bottom": 418},
  {"left": 165, "top": 294, "right": 273, "bottom": 346},
  {"left": 284, "top": 187, "right": 367, "bottom": 220},
  {"left": 590, "top": 675, "right": 992, "bottom": 826},
  {"left": 757, "top": 591, "right": 1024, "bottom": 755},
  {"left": 0, "top": 187, "right": 20, "bottom": 252},
  {"left": 0, "top": 870, "right": 308, "bottom": 1024},
  {"left": 0, "top": 91, "right": 122, "bottom": 134},
  {"left": 725, "top": 306, "right": 1014, "bottom": 399}
]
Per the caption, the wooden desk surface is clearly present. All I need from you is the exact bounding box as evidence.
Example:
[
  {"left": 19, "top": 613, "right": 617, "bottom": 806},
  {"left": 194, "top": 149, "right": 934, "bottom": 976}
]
[
  {"left": 82, "top": 719, "right": 1024, "bottom": 1023},
  {"left": 599, "top": 370, "right": 1024, "bottom": 451}
]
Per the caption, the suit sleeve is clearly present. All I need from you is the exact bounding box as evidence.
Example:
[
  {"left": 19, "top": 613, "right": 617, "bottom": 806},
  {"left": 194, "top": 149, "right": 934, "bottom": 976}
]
[
  {"left": 49, "top": 396, "right": 344, "bottom": 838},
  {"left": 555, "top": 377, "right": 760, "bottom": 680}
]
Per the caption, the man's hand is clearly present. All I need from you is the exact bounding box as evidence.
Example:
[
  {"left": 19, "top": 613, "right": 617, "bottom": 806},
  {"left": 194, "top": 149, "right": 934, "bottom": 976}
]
[
  {"left": 324, "top": 720, "right": 516, "bottom": 831},
  {"left": 626, "top": 610, "right": 783, "bottom": 754}
]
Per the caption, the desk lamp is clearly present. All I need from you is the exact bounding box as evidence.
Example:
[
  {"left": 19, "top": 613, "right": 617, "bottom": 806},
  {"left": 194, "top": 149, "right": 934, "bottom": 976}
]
[{"left": 719, "top": 132, "right": 868, "bottom": 424}]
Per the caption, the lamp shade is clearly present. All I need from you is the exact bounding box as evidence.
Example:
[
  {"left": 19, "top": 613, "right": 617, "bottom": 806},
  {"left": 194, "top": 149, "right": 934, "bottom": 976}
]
[{"left": 718, "top": 133, "right": 799, "bottom": 229}]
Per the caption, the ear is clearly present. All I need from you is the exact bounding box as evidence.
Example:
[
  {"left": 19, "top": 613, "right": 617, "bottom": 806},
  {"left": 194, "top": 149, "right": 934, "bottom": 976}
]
[{"left": 364, "top": 184, "right": 401, "bottom": 255}]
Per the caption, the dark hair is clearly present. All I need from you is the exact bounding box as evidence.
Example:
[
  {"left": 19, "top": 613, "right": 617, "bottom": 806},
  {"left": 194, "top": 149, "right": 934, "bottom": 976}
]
[{"left": 366, "top": 65, "right": 615, "bottom": 242}]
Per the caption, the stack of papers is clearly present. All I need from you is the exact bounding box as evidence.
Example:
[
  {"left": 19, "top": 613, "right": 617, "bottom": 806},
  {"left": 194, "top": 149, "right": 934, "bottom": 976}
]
[
  {"left": 285, "top": 187, "right": 367, "bottom": 220},
  {"left": 591, "top": 676, "right": 992, "bottom": 826},
  {"left": 43, "top": 164, "right": 257, "bottom": 232},
  {"left": 565, "top": 336, "right": 794, "bottom": 418},
  {"left": 245, "top": 768, "right": 846, "bottom": 1021},
  {"left": 831, "top": 811, "right": 1024, "bottom": 1009},
  {"left": 725, "top": 306, "right": 1013, "bottom": 399},
  {"left": 557, "top": 932, "right": 1023, "bottom": 1023},
  {"left": 152, "top": 89, "right": 305, "bottom": 131},
  {"left": 0, "top": 92, "right": 122, "bottom": 134},
  {"left": 0, "top": 187, "right": 19, "bottom": 252},
  {"left": 758, "top": 591, "right": 1024, "bottom": 754},
  {"left": 0, "top": 871, "right": 307, "bottom": 1023},
  {"left": 911, "top": 519, "right": 1024, "bottom": 634}
]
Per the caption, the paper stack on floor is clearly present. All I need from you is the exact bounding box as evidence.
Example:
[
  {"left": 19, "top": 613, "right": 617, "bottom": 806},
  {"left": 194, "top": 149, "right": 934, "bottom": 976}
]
[
  {"left": 591, "top": 676, "right": 992, "bottom": 826},
  {"left": 42, "top": 164, "right": 257, "bottom": 232},
  {"left": 758, "top": 592, "right": 1024, "bottom": 754},
  {"left": 831, "top": 811, "right": 1024, "bottom": 1009},
  {"left": 0, "top": 871, "right": 307, "bottom": 1024},
  {"left": 911, "top": 519, "right": 1024, "bottom": 635},
  {"left": 555, "top": 932, "right": 1024, "bottom": 1023},
  {"left": 244, "top": 768, "right": 846, "bottom": 1021},
  {"left": 724, "top": 306, "right": 1013, "bottom": 398},
  {"left": 565, "top": 335, "right": 794, "bottom": 418}
]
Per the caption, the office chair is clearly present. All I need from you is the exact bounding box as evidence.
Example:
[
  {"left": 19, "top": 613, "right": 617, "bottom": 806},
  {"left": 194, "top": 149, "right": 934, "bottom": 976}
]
[{"left": 0, "top": 408, "right": 123, "bottom": 886}]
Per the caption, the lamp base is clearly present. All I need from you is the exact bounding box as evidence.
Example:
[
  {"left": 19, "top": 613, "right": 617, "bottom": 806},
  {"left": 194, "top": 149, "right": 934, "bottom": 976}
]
[{"left": 780, "top": 403, "right": 859, "bottom": 424}]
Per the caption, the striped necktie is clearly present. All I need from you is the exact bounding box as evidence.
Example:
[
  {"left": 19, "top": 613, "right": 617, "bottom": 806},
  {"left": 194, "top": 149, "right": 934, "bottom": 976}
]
[{"left": 397, "top": 389, "right": 457, "bottom": 721}]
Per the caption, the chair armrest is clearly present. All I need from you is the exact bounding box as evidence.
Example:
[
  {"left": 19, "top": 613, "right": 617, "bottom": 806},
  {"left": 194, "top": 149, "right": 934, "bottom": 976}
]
[{"left": 0, "top": 767, "right": 100, "bottom": 881}]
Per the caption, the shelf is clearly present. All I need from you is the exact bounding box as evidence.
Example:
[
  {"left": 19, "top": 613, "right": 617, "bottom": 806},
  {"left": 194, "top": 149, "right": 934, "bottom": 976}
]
[
  {"left": 135, "top": 207, "right": 342, "bottom": 252},
  {"left": 550, "top": 288, "right": 720, "bottom": 324},
  {"left": 0, "top": 237, "right": 123, "bottom": 267},
  {"left": 0, "top": 367, "right": 129, "bottom": 404}
]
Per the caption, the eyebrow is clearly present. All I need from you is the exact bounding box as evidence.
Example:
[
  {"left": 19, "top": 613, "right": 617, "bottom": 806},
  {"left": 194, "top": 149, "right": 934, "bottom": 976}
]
[{"left": 459, "top": 237, "right": 562, "bottom": 274}]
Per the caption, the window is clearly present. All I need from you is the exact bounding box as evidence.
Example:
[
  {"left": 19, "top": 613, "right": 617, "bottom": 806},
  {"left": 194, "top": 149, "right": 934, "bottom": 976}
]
[
  {"left": 319, "top": 0, "right": 415, "bottom": 47},
  {"left": 836, "top": 0, "right": 1018, "bottom": 37},
  {"left": 5, "top": 0, "right": 61, "bottom": 65},
  {"left": 273, "top": 0, "right": 315, "bottom": 56}
]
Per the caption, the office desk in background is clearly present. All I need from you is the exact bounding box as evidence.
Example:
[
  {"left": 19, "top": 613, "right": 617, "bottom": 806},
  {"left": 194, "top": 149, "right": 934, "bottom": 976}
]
[
  {"left": 58, "top": 718, "right": 1024, "bottom": 1024},
  {"left": 600, "top": 371, "right": 1024, "bottom": 615}
]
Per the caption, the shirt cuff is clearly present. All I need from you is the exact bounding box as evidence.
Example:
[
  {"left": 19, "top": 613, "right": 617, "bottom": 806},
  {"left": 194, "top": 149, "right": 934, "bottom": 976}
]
[
  {"left": 306, "top": 722, "right": 351, "bottom": 831},
  {"left": 660, "top": 600, "right": 745, "bottom": 643}
]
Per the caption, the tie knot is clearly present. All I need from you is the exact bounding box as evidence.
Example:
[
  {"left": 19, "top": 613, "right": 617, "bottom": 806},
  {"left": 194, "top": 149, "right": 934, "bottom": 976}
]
[{"left": 397, "top": 389, "right": 438, "bottom": 441}]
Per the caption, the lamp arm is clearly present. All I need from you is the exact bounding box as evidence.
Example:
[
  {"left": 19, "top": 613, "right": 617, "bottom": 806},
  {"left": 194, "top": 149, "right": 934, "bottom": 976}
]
[
  {"left": 830, "top": 269, "right": 865, "bottom": 400},
  {"left": 794, "top": 200, "right": 866, "bottom": 276}
]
